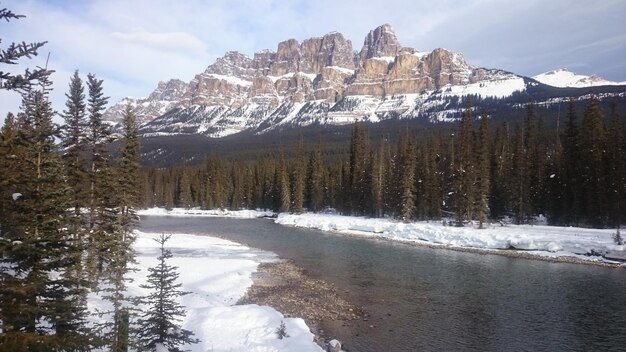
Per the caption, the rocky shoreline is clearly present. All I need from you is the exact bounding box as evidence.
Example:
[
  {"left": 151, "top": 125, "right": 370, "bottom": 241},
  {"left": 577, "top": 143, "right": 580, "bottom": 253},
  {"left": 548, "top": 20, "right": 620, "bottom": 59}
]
[{"left": 238, "top": 260, "right": 365, "bottom": 350}]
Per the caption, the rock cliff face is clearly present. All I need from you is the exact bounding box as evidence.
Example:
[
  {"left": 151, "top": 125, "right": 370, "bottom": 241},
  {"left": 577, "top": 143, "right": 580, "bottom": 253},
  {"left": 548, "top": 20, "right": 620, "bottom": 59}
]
[
  {"left": 359, "top": 23, "right": 402, "bottom": 64},
  {"left": 104, "top": 24, "right": 549, "bottom": 137}
]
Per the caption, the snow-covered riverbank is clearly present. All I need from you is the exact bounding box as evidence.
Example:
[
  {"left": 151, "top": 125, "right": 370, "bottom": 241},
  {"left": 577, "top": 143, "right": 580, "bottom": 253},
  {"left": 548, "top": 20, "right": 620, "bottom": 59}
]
[
  {"left": 138, "top": 207, "right": 274, "bottom": 219},
  {"left": 138, "top": 208, "right": 625, "bottom": 265},
  {"left": 89, "top": 230, "right": 323, "bottom": 352},
  {"left": 276, "top": 213, "right": 625, "bottom": 265}
]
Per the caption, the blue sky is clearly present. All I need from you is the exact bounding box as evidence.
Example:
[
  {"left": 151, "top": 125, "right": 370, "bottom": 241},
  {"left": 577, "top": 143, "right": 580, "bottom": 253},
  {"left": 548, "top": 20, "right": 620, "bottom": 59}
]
[{"left": 1, "top": 0, "right": 625, "bottom": 121}]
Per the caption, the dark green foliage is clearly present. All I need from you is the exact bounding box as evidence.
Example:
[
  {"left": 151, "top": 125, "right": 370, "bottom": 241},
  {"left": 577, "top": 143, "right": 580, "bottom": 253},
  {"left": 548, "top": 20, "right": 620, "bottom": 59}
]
[
  {"left": 348, "top": 123, "right": 369, "bottom": 215},
  {"left": 475, "top": 112, "right": 491, "bottom": 228},
  {"left": 275, "top": 321, "right": 289, "bottom": 340},
  {"left": 452, "top": 101, "right": 476, "bottom": 224},
  {"left": 0, "top": 9, "right": 50, "bottom": 92},
  {"left": 398, "top": 134, "right": 417, "bottom": 222},
  {"left": 61, "top": 70, "right": 88, "bottom": 238},
  {"left": 275, "top": 150, "right": 291, "bottom": 212},
  {"left": 135, "top": 234, "right": 199, "bottom": 351},
  {"left": 306, "top": 143, "right": 324, "bottom": 212},
  {"left": 290, "top": 136, "right": 306, "bottom": 213},
  {"left": 0, "top": 83, "right": 91, "bottom": 350}
]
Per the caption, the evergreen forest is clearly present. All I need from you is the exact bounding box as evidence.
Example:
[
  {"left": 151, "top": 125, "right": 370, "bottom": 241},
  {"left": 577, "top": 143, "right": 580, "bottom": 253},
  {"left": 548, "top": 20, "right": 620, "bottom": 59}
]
[{"left": 142, "top": 97, "right": 626, "bottom": 229}]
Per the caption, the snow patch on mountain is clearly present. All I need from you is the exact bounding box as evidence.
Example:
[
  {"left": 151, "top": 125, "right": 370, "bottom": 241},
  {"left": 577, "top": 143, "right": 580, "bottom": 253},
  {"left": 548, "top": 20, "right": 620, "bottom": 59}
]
[
  {"left": 440, "top": 76, "right": 526, "bottom": 99},
  {"left": 533, "top": 69, "right": 626, "bottom": 88}
]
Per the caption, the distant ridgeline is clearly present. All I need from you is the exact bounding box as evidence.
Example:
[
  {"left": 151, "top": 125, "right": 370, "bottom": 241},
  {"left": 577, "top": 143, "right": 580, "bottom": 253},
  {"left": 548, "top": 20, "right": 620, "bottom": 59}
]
[{"left": 97, "top": 24, "right": 625, "bottom": 165}]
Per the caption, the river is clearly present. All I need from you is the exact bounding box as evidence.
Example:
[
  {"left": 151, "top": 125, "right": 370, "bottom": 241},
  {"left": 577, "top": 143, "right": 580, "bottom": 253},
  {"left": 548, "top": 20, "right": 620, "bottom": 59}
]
[{"left": 140, "top": 216, "right": 626, "bottom": 352}]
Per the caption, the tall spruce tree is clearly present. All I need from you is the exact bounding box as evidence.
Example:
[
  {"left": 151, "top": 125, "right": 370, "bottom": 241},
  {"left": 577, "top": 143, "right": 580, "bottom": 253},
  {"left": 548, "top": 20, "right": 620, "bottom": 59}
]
[
  {"left": 291, "top": 136, "right": 306, "bottom": 214},
  {"left": 275, "top": 149, "right": 291, "bottom": 213},
  {"left": 560, "top": 100, "right": 581, "bottom": 225},
  {"left": 475, "top": 112, "right": 491, "bottom": 228},
  {"left": 605, "top": 100, "right": 625, "bottom": 229},
  {"left": 84, "top": 73, "right": 116, "bottom": 281},
  {"left": 306, "top": 143, "right": 324, "bottom": 212},
  {"left": 117, "top": 103, "right": 141, "bottom": 232},
  {"left": 579, "top": 97, "right": 607, "bottom": 227},
  {"left": 135, "top": 234, "right": 199, "bottom": 351},
  {"left": 398, "top": 134, "right": 417, "bottom": 222},
  {"left": 453, "top": 101, "right": 475, "bottom": 225},
  {"left": 348, "top": 123, "right": 369, "bottom": 215},
  {"left": 61, "top": 70, "right": 87, "bottom": 237}
]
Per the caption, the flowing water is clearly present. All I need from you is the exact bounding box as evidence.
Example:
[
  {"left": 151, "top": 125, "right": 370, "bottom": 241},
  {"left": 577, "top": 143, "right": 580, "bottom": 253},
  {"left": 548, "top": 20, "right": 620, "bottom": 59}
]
[{"left": 140, "top": 216, "right": 626, "bottom": 352}]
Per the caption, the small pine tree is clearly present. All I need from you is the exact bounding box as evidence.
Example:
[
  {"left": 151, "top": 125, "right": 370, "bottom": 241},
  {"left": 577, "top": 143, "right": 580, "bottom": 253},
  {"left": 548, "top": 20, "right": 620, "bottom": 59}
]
[
  {"left": 275, "top": 320, "right": 289, "bottom": 339},
  {"left": 135, "top": 234, "right": 199, "bottom": 351}
]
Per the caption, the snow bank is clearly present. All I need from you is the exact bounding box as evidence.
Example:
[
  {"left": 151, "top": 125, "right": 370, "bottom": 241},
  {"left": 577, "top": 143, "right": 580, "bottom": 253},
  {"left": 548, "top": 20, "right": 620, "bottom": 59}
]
[
  {"left": 276, "top": 213, "right": 624, "bottom": 263},
  {"left": 89, "top": 231, "right": 322, "bottom": 352},
  {"left": 138, "top": 207, "right": 275, "bottom": 219}
]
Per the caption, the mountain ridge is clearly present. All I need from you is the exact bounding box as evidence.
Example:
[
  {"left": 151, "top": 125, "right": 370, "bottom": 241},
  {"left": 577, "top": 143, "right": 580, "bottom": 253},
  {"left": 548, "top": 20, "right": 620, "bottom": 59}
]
[{"left": 103, "top": 24, "right": 626, "bottom": 139}]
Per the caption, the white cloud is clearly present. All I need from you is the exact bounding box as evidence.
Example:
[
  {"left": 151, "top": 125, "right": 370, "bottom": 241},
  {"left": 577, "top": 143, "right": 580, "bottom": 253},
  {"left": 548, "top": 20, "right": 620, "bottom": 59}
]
[{"left": 110, "top": 28, "right": 207, "bottom": 55}]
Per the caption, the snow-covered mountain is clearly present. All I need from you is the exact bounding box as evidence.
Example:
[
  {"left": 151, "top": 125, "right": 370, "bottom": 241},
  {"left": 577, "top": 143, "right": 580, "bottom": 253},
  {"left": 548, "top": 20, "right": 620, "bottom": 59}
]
[
  {"left": 532, "top": 69, "right": 626, "bottom": 88},
  {"left": 103, "top": 24, "right": 625, "bottom": 138}
]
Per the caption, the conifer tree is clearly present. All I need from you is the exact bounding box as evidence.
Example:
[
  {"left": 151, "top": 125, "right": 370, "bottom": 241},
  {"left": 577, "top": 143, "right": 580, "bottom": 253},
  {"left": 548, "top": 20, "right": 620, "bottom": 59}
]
[
  {"left": 579, "top": 97, "right": 607, "bottom": 227},
  {"left": 489, "top": 122, "right": 512, "bottom": 220},
  {"left": 80, "top": 78, "right": 136, "bottom": 352},
  {"left": 423, "top": 136, "right": 443, "bottom": 219},
  {"left": 560, "top": 100, "right": 581, "bottom": 225},
  {"left": 275, "top": 149, "right": 291, "bottom": 212},
  {"left": 605, "top": 100, "right": 625, "bottom": 228},
  {"left": 0, "top": 8, "right": 50, "bottom": 91},
  {"left": 475, "top": 112, "right": 491, "bottom": 228},
  {"left": 452, "top": 100, "right": 475, "bottom": 224},
  {"left": 369, "top": 141, "right": 385, "bottom": 218},
  {"left": 61, "top": 70, "right": 87, "bottom": 236},
  {"left": 178, "top": 168, "right": 193, "bottom": 209},
  {"left": 84, "top": 73, "right": 117, "bottom": 281},
  {"left": 85, "top": 73, "right": 112, "bottom": 227},
  {"left": 291, "top": 136, "right": 306, "bottom": 213},
  {"left": 348, "top": 123, "right": 369, "bottom": 215},
  {"left": 524, "top": 101, "right": 545, "bottom": 217},
  {"left": 398, "top": 135, "right": 417, "bottom": 222},
  {"left": 135, "top": 234, "right": 199, "bottom": 351},
  {"left": 306, "top": 143, "right": 324, "bottom": 212},
  {"left": 117, "top": 103, "right": 141, "bottom": 227}
]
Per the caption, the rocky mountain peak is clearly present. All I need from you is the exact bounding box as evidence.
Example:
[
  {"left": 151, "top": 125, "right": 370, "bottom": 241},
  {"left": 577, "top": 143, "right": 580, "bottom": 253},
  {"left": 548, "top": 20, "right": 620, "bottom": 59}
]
[
  {"left": 204, "top": 51, "right": 255, "bottom": 79},
  {"left": 147, "top": 79, "right": 188, "bottom": 101},
  {"left": 359, "top": 23, "right": 402, "bottom": 64}
]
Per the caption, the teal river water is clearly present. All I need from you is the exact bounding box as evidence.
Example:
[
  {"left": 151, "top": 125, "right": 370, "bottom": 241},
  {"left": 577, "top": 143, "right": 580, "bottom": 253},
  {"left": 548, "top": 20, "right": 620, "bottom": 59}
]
[{"left": 140, "top": 216, "right": 626, "bottom": 352}]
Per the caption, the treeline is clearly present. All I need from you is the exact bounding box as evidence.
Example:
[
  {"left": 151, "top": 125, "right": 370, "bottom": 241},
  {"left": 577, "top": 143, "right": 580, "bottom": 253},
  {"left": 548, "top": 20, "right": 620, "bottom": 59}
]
[{"left": 143, "top": 97, "right": 626, "bottom": 229}]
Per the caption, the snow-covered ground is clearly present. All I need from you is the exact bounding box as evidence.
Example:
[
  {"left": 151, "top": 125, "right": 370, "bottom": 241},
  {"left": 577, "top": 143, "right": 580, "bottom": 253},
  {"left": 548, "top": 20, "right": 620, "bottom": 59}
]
[
  {"left": 138, "top": 207, "right": 274, "bottom": 218},
  {"left": 276, "top": 213, "right": 625, "bottom": 264},
  {"left": 89, "top": 230, "right": 323, "bottom": 352}
]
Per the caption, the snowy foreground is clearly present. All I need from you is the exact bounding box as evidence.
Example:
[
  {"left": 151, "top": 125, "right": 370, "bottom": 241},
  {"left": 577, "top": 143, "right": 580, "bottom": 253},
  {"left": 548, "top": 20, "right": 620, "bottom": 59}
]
[
  {"left": 138, "top": 208, "right": 625, "bottom": 264},
  {"left": 89, "top": 231, "right": 323, "bottom": 352}
]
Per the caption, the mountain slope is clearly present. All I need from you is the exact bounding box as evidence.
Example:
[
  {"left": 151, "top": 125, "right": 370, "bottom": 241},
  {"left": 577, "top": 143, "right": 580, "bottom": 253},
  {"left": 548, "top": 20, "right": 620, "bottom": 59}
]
[
  {"left": 532, "top": 69, "right": 626, "bottom": 88},
  {"left": 104, "top": 25, "right": 626, "bottom": 140}
]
